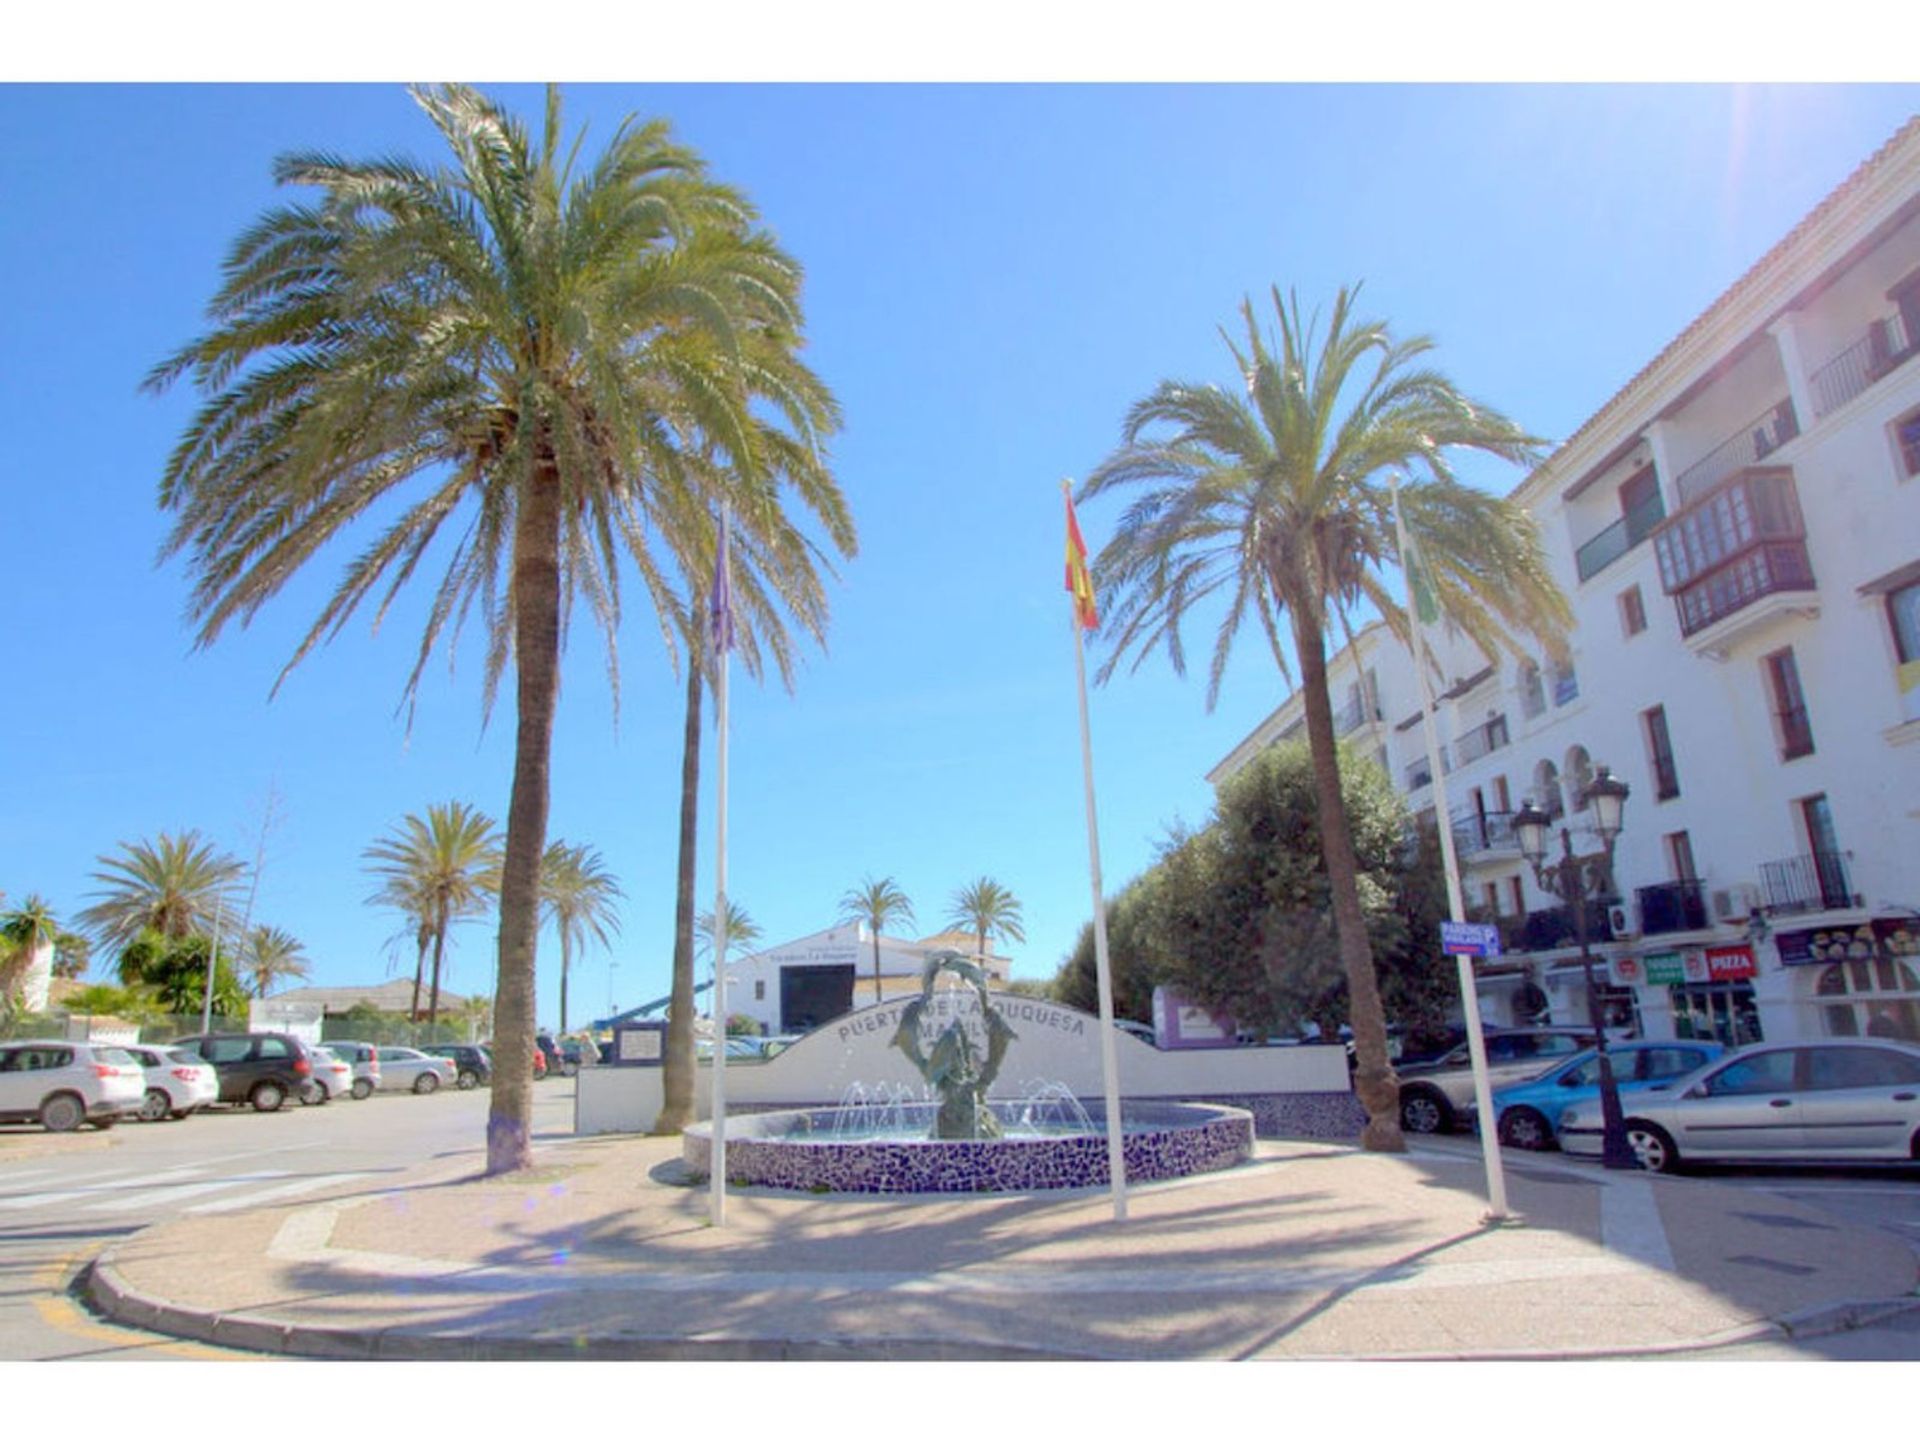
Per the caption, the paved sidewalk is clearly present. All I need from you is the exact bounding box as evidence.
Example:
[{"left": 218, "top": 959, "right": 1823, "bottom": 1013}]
[{"left": 87, "top": 1134, "right": 1920, "bottom": 1360}]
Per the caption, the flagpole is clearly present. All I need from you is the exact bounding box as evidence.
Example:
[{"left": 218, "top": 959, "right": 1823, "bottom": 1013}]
[
  {"left": 1064, "top": 480, "right": 1128, "bottom": 1222},
  {"left": 1391, "top": 475, "right": 1509, "bottom": 1222},
  {"left": 709, "top": 508, "right": 732, "bottom": 1229}
]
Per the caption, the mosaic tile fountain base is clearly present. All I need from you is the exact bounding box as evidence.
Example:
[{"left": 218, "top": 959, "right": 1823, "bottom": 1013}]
[{"left": 684, "top": 1101, "right": 1253, "bottom": 1194}]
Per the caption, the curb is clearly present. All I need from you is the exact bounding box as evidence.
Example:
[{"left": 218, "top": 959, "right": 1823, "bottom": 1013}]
[{"left": 82, "top": 1256, "right": 1083, "bottom": 1361}]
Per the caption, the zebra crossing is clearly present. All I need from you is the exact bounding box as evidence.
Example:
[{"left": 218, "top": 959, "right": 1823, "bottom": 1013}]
[{"left": 0, "top": 1160, "right": 390, "bottom": 1219}]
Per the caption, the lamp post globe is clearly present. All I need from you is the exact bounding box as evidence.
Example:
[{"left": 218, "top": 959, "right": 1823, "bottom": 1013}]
[
  {"left": 1585, "top": 766, "right": 1630, "bottom": 845},
  {"left": 1512, "top": 799, "right": 1550, "bottom": 868}
]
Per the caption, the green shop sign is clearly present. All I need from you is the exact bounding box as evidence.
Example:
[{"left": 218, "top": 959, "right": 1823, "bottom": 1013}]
[{"left": 1642, "top": 952, "right": 1686, "bottom": 985}]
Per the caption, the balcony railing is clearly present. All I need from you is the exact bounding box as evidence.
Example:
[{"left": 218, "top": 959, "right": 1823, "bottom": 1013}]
[
  {"left": 1454, "top": 713, "right": 1510, "bottom": 766},
  {"left": 1574, "top": 489, "right": 1668, "bottom": 583},
  {"left": 1674, "top": 398, "right": 1800, "bottom": 507},
  {"left": 1809, "top": 312, "right": 1913, "bottom": 419},
  {"left": 1759, "top": 851, "right": 1855, "bottom": 914},
  {"left": 1637, "top": 879, "right": 1709, "bottom": 936},
  {"left": 1674, "top": 540, "right": 1816, "bottom": 638},
  {"left": 1452, "top": 809, "right": 1518, "bottom": 858},
  {"left": 1517, "top": 899, "right": 1617, "bottom": 952}
]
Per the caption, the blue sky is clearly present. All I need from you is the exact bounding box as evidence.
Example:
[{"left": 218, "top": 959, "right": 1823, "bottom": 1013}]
[{"left": 4, "top": 82, "right": 1918, "bottom": 1031}]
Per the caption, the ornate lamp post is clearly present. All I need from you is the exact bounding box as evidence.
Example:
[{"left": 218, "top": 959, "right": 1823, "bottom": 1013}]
[{"left": 1513, "top": 766, "right": 1636, "bottom": 1170}]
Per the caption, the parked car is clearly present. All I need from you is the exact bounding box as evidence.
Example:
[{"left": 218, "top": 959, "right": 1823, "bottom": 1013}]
[
  {"left": 303, "top": 1046, "right": 356, "bottom": 1104},
  {"left": 0, "top": 1040, "right": 144, "bottom": 1132},
  {"left": 1476, "top": 1040, "right": 1726, "bottom": 1150},
  {"left": 558, "top": 1039, "right": 601, "bottom": 1075},
  {"left": 374, "top": 1046, "right": 457, "bottom": 1094},
  {"left": 169, "top": 1032, "right": 319, "bottom": 1112},
  {"left": 536, "top": 1034, "right": 564, "bottom": 1078},
  {"left": 123, "top": 1043, "right": 220, "bottom": 1122},
  {"left": 695, "top": 1036, "right": 775, "bottom": 1061},
  {"left": 1559, "top": 1038, "right": 1920, "bottom": 1173},
  {"left": 1395, "top": 1026, "right": 1600, "bottom": 1135},
  {"left": 322, "top": 1041, "right": 382, "bottom": 1100},
  {"left": 423, "top": 1044, "right": 492, "bottom": 1090}
]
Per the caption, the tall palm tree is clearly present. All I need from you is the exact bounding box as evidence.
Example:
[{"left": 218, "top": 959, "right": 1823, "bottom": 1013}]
[
  {"left": 1, "top": 895, "right": 62, "bottom": 1008},
  {"left": 149, "top": 85, "right": 823, "bottom": 1174},
  {"left": 694, "top": 899, "right": 761, "bottom": 962},
  {"left": 839, "top": 875, "right": 915, "bottom": 1004},
  {"left": 363, "top": 803, "right": 502, "bottom": 1028},
  {"left": 241, "top": 924, "right": 310, "bottom": 999},
  {"left": 539, "top": 841, "right": 623, "bottom": 1034},
  {"left": 946, "top": 878, "right": 1025, "bottom": 967},
  {"left": 1080, "top": 285, "right": 1570, "bottom": 1152},
  {"left": 77, "top": 831, "right": 245, "bottom": 956}
]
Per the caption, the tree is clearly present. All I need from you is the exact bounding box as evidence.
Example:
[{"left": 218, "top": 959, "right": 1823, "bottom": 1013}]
[
  {"left": 1, "top": 895, "right": 62, "bottom": 1008},
  {"left": 539, "top": 841, "right": 623, "bottom": 1034},
  {"left": 118, "top": 929, "right": 249, "bottom": 1019},
  {"left": 363, "top": 803, "right": 501, "bottom": 1029},
  {"left": 50, "top": 931, "right": 92, "bottom": 980},
  {"left": 151, "top": 84, "right": 841, "bottom": 1175},
  {"left": 695, "top": 900, "right": 761, "bottom": 961},
  {"left": 838, "top": 875, "right": 916, "bottom": 1005},
  {"left": 241, "top": 924, "right": 311, "bottom": 999},
  {"left": 77, "top": 831, "right": 245, "bottom": 956},
  {"left": 946, "top": 878, "right": 1025, "bottom": 965},
  {"left": 1080, "top": 285, "right": 1569, "bottom": 1151}
]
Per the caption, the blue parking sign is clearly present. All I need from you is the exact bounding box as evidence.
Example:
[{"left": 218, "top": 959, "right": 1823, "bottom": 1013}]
[{"left": 1440, "top": 920, "right": 1502, "bottom": 957}]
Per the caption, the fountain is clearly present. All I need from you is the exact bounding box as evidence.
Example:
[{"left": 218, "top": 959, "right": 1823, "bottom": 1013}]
[{"left": 683, "top": 951, "right": 1254, "bottom": 1194}]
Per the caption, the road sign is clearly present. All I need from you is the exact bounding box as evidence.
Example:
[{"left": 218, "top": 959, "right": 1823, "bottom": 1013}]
[{"left": 1440, "top": 920, "right": 1502, "bottom": 958}]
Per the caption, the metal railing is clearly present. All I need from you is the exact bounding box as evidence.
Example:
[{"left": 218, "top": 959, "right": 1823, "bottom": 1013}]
[
  {"left": 1518, "top": 899, "right": 1616, "bottom": 952},
  {"left": 1454, "top": 713, "right": 1511, "bottom": 765},
  {"left": 1573, "top": 490, "right": 1668, "bottom": 582},
  {"left": 1452, "top": 808, "right": 1518, "bottom": 858},
  {"left": 1810, "top": 312, "right": 1912, "bottom": 418},
  {"left": 1637, "top": 879, "right": 1709, "bottom": 935},
  {"left": 1334, "top": 694, "right": 1382, "bottom": 737},
  {"left": 1759, "top": 851, "right": 1855, "bottom": 914},
  {"left": 1675, "top": 398, "right": 1800, "bottom": 507}
]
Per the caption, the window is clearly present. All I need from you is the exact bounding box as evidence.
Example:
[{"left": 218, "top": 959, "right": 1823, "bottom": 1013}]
[
  {"left": 1642, "top": 706, "right": 1679, "bottom": 800},
  {"left": 1482, "top": 883, "right": 1501, "bottom": 917},
  {"left": 1620, "top": 584, "right": 1647, "bottom": 637},
  {"left": 204, "top": 1038, "right": 251, "bottom": 1063},
  {"left": 1704, "top": 1049, "right": 1797, "bottom": 1096},
  {"left": 1518, "top": 662, "right": 1546, "bottom": 719},
  {"left": 1815, "top": 956, "right": 1919, "bottom": 1041},
  {"left": 1637, "top": 1046, "right": 1716, "bottom": 1081},
  {"left": 1890, "top": 580, "right": 1920, "bottom": 666},
  {"left": 256, "top": 1037, "right": 291, "bottom": 1059},
  {"left": 1508, "top": 877, "right": 1526, "bottom": 916},
  {"left": 1665, "top": 830, "right": 1698, "bottom": 882},
  {"left": 1804, "top": 1046, "right": 1920, "bottom": 1089},
  {"left": 754, "top": 980, "right": 766, "bottom": 1002},
  {"left": 1565, "top": 746, "right": 1594, "bottom": 810},
  {"left": 1533, "top": 759, "right": 1564, "bottom": 819},
  {"left": 1552, "top": 660, "right": 1580, "bottom": 706},
  {"left": 1898, "top": 405, "right": 1920, "bottom": 478},
  {"left": 1764, "top": 648, "right": 1814, "bottom": 759}
]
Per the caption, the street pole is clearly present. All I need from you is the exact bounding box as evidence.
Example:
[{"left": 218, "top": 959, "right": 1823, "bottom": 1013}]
[
  {"left": 201, "top": 891, "right": 225, "bottom": 1035},
  {"left": 1561, "top": 829, "right": 1633, "bottom": 1170}
]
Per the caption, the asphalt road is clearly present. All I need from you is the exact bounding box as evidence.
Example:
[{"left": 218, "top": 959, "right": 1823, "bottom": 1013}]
[{"left": 0, "top": 1077, "right": 579, "bottom": 1360}]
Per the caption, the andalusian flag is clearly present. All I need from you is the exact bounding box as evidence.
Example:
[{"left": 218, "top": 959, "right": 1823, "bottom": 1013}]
[
  {"left": 1064, "top": 492, "right": 1098, "bottom": 629},
  {"left": 1403, "top": 527, "right": 1440, "bottom": 626}
]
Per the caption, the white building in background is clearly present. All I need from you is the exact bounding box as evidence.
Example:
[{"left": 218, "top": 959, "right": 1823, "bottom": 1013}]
[
  {"left": 1212, "top": 117, "right": 1920, "bottom": 1050},
  {"left": 722, "top": 924, "right": 1011, "bottom": 1036}
]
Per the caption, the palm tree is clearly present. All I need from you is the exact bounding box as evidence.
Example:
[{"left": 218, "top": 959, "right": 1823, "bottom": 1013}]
[
  {"left": 77, "top": 832, "right": 245, "bottom": 956},
  {"left": 694, "top": 899, "right": 761, "bottom": 962},
  {"left": 1, "top": 895, "right": 62, "bottom": 1009},
  {"left": 946, "top": 878, "right": 1025, "bottom": 967},
  {"left": 539, "top": 841, "right": 623, "bottom": 1034},
  {"left": 241, "top": 924, "right": 310, "bottom": 999},
  {"left": 1080, "top": 285, "right": 1570, "bottom": 1152},
  {"left": 149, "top": 85, "right": 823, "bottom": 1174},
  {"left": 839, "top": 875, "right": 915, "bottom": 1004},
  {"left": 363, "top": 803, "right": 502, "bottom": 1028}
]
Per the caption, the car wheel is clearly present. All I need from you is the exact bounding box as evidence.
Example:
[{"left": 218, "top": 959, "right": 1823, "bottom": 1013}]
[
  {"left": 1497, "top": 1106, "right": 1553, "bottom": 1151},
  {"left": 138, "top": 1088, "right": 172, "bottom": 1123},
  {"left": 40, "top": 1092, "right": 85, "bottom": 1133},
  {"left": 1399, "top": 1087, "right": 1452, "bottom": 1135},
  {"left": 414, "top": 1072, "right": 440, "bottom": 1095},
  {"left": 351, "top": 1078, "right": 373, "bottom": 1101},
  {"left": 92, "top": 1116, "right": 117, "bottom": 1130},
  {"left": 457, "top": 1069, "right": 479, "bottom": 1090},
  {"left": 1626, "top": 1121, "right": 1680, "bottom": 1174},
  {"left": 172, "top": 1107, "right": 199, "bottom": 1120},
  {"left": 300, "top": 1081, "right": 328, "bottom": 1105},
  {"left": 250, "top": 1081, "right": 287, "bottom": 1113}
]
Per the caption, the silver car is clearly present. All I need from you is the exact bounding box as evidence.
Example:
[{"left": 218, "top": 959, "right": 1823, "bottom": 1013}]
[
  {"left": 374, "top": 1047, "right": 457, "bottom": 1094},
  {"left": 0, "top": 1040, "right": 144, "bottom": 1131},
  {"left": 1559, "top": 1038, "right": 1920, "bottom": 1172}
]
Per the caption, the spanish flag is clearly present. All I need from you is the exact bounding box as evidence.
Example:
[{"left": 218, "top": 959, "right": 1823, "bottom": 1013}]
[{"left": 1064, "top": 492, "right": 1098, "bottom": 630}]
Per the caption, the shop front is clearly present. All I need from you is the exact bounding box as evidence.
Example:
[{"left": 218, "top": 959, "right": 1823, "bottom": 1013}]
[
  {"left": 1775, "top": 918, "right": 1920, "bottom": 1042},
  {"left": 1616, "top": 945, "right": 1762, "bottom": 1046}
]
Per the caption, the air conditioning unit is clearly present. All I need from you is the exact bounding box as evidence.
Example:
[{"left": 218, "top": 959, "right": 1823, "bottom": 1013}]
[
  {"left": 1607, "top": 903, "right": 1637, "bottom": 938},
  {"left": 1712, "top": 884, "right": 1762, "bottom": 922}
]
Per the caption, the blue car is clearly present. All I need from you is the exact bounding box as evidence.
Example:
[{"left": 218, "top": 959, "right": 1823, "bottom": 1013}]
[{"left": 1487, "top": 1040, "right": 1727, "bottom": 1151}]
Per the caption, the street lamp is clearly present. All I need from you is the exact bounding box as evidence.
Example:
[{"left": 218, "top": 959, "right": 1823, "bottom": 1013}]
[{"left": 1513, "top": 765, "right": 1636, "bottom": 1170}]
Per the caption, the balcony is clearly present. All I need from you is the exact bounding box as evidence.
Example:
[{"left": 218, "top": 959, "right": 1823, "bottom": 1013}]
[
  {"left": 1652, "top": 468, "right": 1816, "bottom": 641},
  {"left": 1452, "top": 808, "right": 1518, "bottom": 859},
  {"left": 1574, "top": 488, "right": 1668, "bottom": 583},
  {"left": 1674, "top": 398, "right": 1800, "bottom": 508},
  {"left": 1759, "top": 851, "right": 1856, "bottom": 914},
  {"left": 1517, "top": 899, "right": 1617, "bottom": 952},
  {"left": 1809, "top": 311, "right": 1914, "bottom": 419},
  {"left": 1637, "top": 879, "right": 1709, "bottom": 936},
  {"left": 1454, "top": 713, "right": 1510, "bottom": 766},
  {"left": 1334, "top": 694, "right": 1383, "bottom": 737}
]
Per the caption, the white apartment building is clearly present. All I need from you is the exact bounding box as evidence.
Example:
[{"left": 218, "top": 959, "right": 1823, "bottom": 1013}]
[
  {"left": 721, "top": 924, "right": 1011, "bottom": 1035},
  {"left": 1211, "top": 118, "right": 1920, "bottom": 1051}
]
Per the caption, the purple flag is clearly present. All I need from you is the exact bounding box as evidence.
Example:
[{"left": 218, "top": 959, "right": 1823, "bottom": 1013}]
[{"left": 709, "top": 509, "right": 735, "bottom": 654}]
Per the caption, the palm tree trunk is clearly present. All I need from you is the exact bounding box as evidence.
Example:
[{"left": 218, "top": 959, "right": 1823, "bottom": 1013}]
[
  {"left": 410, "top": 925, "right": 428, "bottom": 1022},
  {"left": 1290, "top": 603, "right": 1404, "bottom": 1152},
  {"left": 654, "top": 657, "right": 703, "bottom": 1134},
  {"left": 487, "top": 451, "right": 563, "bottom": 1176},
  {"left": 559, "top": 934, "right": 571, "bottom": 1035},
  {"left": 428, "top": 895, "right": 448, "bottom": 1031},
  {"left": 871, "top": 931, "right": 882, "bottom": 1004}
]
